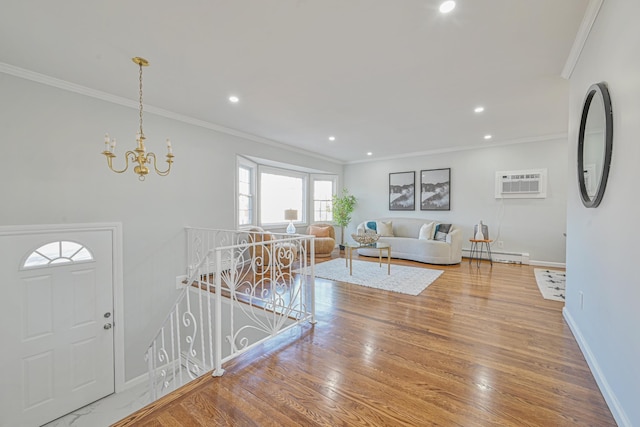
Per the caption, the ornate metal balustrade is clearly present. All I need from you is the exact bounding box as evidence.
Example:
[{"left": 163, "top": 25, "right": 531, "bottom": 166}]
[{"left": 146, "top": 228, "right": 316, "bottom": 401}]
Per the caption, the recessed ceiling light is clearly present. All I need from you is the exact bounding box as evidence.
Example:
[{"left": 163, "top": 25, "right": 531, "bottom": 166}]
[
  {"left": 484, "top": 134, "right": 492, "bottom": 140},
  {"left": 229, "top": 95, "right": 239, "bottom": 103},
  {"left": 474, "top": 106, "right": 485, "bottom": 113},
  {"left": 367, "top": 152, "right": 373, "bottom": 156},
  {"left": 328, "top": 136, "right": 336, "bottom": 141},
  {"left": 439, "top": 1, "right": 456, "bottom": 14}
]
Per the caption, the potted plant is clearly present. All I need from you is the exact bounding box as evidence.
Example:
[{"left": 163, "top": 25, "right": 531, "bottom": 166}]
[{"left": 331, "top": 188, "right": 357, "bottom": 249}]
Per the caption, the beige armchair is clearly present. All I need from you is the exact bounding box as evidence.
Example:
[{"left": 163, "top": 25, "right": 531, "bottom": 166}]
[{"left": 305, "top": 223, "right": 336, "bottom": 258}]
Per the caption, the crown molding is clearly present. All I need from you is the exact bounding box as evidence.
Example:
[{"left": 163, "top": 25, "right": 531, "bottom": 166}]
[
  {"left": 0, "top": 62, "right": 344, "bottom": 165},
  {"left": 346, "top": 133, "right": 568, "bottom": 165},
  {"left": 561, "top": 0, "right": 604, "bottom": 80}
]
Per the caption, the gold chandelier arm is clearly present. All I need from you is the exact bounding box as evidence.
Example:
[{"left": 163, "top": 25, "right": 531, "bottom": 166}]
[
  {"left": 147, "top": 152, "right": 175, "bottom": 176},
  {"left": 102, "top": 150, "right": 137, "bottom": 174}
]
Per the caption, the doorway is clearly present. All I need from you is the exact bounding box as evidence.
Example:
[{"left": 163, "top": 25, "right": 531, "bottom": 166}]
[{"left": 0, "top": 224, "right": 122, "bottom": 427}]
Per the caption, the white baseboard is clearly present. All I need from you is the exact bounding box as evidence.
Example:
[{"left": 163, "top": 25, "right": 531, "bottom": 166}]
[
  {"left": 463, "top": 248, "right": 565, "bottom": 268},
  {"left": 563, "top": 308, "right": 631, "bottom": 427},
  {"left": 122, "top": 372, "right": 149, "bottom": 391},
  {"left": 529, "top": 260, "right": 566, "bottom": 268},
  {"left": 462, "top": 248, "right": 529, "bottom": 264}
]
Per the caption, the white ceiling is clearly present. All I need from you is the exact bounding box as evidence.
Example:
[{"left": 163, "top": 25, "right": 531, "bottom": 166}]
[{"left": 0, "top": 0, "right": 588, "bottom": 163}]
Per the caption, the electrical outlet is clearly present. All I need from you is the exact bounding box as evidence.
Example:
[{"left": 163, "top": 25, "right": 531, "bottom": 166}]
[
  {"left": 176, "top": 275, "right": 188, "bottom": 289},
  {"left": 497, "top": 240, "right": 504, "bottom": 248}
]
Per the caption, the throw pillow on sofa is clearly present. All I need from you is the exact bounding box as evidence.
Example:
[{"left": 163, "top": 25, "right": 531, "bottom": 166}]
[
  {"left": 365, "top": 221, "right": 377, "bottom": 232},
  {"left": 309, "top": 225, "right": 331, "bottom": 238},
  {"left": 418, "top": 222, "right": 434, "bottom": 240},
  {"left": 377, "top": 220, "right": 394, "bottom": 237},
  {"left": 434, "top": 223, "right": 452, "bottom": 241}
]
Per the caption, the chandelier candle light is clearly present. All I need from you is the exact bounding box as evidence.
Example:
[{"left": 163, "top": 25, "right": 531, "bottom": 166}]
[{"left": 102, "top": 57, "right": 174, "bottom": 181}]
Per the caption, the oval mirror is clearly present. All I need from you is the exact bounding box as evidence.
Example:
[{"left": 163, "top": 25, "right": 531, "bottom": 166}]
[{"left": 578, "top": 82, "right": 613, "bottom": 208}]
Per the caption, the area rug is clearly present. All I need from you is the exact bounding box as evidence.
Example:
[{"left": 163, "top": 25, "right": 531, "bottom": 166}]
[
  {"left": 534, "top": 268, "right": 566, "bottom": 302},
  {"left": 296, "top": 258, "right": 443, "bottom": 296}
]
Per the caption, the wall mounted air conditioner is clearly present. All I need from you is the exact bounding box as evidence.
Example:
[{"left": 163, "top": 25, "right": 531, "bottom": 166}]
[{"left": 495, "top": 168, "right": 547, "bottom": 199}]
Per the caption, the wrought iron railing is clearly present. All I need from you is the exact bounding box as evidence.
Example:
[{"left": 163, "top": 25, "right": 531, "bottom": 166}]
[{"left": 145, "top": 228, "right": 315, "bottom": 401}]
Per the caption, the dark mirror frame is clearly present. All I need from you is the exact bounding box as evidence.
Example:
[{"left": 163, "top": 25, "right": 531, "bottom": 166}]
[{"left": 578, "top": 82, "right": 613, "bottom": 208}]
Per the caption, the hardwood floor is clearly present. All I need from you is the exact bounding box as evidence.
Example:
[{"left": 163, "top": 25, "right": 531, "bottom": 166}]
[{"left": 114, "top": 254, "right": 615, "bottom": 426}]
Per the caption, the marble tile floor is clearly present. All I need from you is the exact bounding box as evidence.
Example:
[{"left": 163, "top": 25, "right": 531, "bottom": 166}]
[{"left": 42, "top": 381, "right": 150, "bottom": 427}]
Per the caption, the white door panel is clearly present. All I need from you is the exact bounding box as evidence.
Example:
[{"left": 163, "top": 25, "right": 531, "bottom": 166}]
[{"left": 0, "top": 230, "right": 114, "bottom": 427}]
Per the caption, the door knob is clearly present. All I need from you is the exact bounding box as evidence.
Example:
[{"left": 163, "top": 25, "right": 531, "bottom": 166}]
[
  {"left": 104, "top": 323, "right": 112, "bottom": 330},
  {"left": 104, "top": 312, "right": 111, "bottom": 318}
]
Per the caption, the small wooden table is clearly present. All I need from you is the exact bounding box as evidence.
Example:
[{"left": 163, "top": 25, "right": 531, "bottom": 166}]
[
  {"left": 344, "top": 242, "right": 391, "bottom": 275},
  {"left": 469, "top": 239, "right": 493, "bottom": 267}
]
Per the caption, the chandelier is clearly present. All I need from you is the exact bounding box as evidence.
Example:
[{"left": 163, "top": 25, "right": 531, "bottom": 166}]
[{"left": 102, "top": 57, "right": 174, "bottom": 181}]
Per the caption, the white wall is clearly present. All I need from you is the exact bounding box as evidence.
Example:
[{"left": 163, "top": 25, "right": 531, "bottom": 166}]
[
  {"left": 344, "top": 139, "right": 568, "bottom": 264},
  {"left": 564, "top": 0, "right": 640, "bottom": 425},
  {"left": 0, "top": 73, "right": 342, "bottom": 381}
]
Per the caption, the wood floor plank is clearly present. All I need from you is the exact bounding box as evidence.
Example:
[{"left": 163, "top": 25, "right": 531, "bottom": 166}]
[{"left": 113, "top": 254, "right": 615, "bottom": 426}]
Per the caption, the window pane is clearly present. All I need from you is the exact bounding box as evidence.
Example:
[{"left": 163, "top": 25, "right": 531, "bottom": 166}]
[
  {"left": 61, "top": 241, "right": 82, "bottom": 258},
  {"left": 238, "top": 195, "right": 251, "bottom": 226},
  {"left": 238, "top": 164, "right": 254, "bottom": 226},
  {"left": 23, "top": 241, "right": 93, "bottom": 269},
  {"left": 38, "top": 242, "right": 60, "bottom": 259},
  {"left": 313, "top": 180, "right": 334, "bottom": 222},
  {"left": 24, "top": 252, "right": 49, "bottom": 267},
  {"left": 72, "top": 247, "right": 93, "bottom": 261},
  {"left": 260, "top": 172, "right": 303, "bottom": 224}
]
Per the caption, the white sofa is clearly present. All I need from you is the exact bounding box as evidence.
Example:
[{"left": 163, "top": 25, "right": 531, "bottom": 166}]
[{"left": 355, "top": 217, "right": 462, "bottom": 265}]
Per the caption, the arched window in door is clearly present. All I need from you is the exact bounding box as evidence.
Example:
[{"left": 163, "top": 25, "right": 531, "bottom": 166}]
[{"left": 22, "top": 241, "right": 94, "bottom": 269}]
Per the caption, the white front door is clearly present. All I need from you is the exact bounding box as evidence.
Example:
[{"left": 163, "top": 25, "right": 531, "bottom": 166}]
[{"left": 0, "top": 229, "right": 115, "bottom": 427}]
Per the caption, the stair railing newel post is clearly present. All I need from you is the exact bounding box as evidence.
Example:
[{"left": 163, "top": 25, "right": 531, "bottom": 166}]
[
  {"left": 212, "top": 248, "right": 225, "bottom": 377},
  {"left": 310, "top": 238, "right": 316, "bottom": 324}
]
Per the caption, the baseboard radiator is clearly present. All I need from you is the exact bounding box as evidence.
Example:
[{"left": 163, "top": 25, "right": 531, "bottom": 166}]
[{"left": 462, "top": 248, "right": 529, "bottom": 265}]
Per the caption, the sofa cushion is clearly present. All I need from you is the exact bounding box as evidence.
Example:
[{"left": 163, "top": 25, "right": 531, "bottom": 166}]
[
  {"left": 418, "top": 222, "right": 434, "bottom": 240},
  {"left": 366, "top": 221, "right": 377, "bottom": 232},
  {"left": 434, "top": 223, "right": 452, "bottom": 241},
  {"left": 377, "top": 220, "right": 394, "bottom": 237}
]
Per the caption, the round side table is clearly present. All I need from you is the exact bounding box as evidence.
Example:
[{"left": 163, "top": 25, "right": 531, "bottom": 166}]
[{"left": 469, "top": 239, "right": 493, "bottom": 267}]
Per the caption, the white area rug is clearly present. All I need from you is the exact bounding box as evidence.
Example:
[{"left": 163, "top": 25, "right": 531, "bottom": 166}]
[
  {"left": 534, "top": 268, "right": 566, "bottom": 302},
  {"left": 298, "top": 258, "right": 443, "bottom": 296}
]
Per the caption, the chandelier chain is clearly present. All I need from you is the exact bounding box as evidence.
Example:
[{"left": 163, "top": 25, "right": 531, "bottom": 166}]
[{"left": 139, "top": 62, "right": 144, "bottom": 137}]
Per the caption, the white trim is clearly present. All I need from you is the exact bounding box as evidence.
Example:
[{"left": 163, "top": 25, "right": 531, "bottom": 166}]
[
  {"left": 237, "top": 156, "right": 257, "bottom": 228},
  {"left": 258, "top": 165, "right": 309, "bottom": 227},
  {"left": 346, "top": 133, "right": 568, "bottom": 165},
  {"left": 529, "top": 260, "right": 566, "bottom": 268},
  {"left": 563, "top": 308, "right": 631, "bottom": 427},
  {"left": 0, "top": 222, "right": 126, "bottom": 394},
  {"left": 122, "top": 372, "right": 149, "bottom": 391},
  {"left": 561, "top": 0, "right": 605, "bottom": 79},
  {"left": 310, "top": 174, "right": 338, "bottom": 223},
  {"left": 0, "top": 62, "right": 343, "bottom": 165}
]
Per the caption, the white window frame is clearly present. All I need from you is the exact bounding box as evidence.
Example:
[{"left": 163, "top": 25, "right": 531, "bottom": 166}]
[
  {"left": 311, "top": 174, "right": 337, "bottom": 223},
  {"left": 258, "top": 165, "right": 308, "bottom": 228},
  {"left": 236, "top": 156, "right": 338, "bottom": 231},
  {"left": 236, "top": 156, "right": 257, "bottom": 227}
]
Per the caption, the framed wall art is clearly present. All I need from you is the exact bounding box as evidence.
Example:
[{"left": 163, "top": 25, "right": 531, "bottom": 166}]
[
  {"left": 389, "top": 171, "right": 415, "bottom": 210},
  {"left": 420, "top": 168, "right": 451, "bottom": 211}
]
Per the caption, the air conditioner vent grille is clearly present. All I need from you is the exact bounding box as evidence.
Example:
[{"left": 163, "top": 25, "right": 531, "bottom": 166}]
[{"left": 496, "top": 169, "right": 547, "bottom": 199}]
